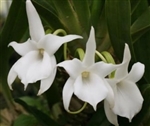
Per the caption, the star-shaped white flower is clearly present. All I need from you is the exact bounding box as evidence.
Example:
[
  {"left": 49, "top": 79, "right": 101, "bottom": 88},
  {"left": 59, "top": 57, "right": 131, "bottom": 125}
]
[
  {"left": 104, "top": 44, "right": 145, "bottom": 126},
  {"left": 57, "top": 27, "right": 120, "bottom": 111},
  {"left": 7, "top": 0, "right": 82, "bottom": 95}
]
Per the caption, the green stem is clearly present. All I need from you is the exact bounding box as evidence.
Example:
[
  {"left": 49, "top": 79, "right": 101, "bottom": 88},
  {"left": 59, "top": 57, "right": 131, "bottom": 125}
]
[
  {"left": 53, "top": 29, "right": 68, "bottom": 60},
  {"left": 101, "top": 51, "right": 115, "bottom": 64},
  {"left": 75, "top": 48, "right": 85, "bottom": 61},
  {"left": 95, "top": 50, "right": 107, "bottom": 62},
  {"left": 53, "top": 29, "right": 67, "bottom": 35},
  {"left": 101, "top": 51, "right": 116, "bottom": 78},
  {"left": 67, "top": 102, "right": 87, "bottom": 114},
  {"left": 95, "top": 50, "right": 116, "bottom": 78},
  {"left": 63, "top": 43, "right": 67, "bottom": 60}
]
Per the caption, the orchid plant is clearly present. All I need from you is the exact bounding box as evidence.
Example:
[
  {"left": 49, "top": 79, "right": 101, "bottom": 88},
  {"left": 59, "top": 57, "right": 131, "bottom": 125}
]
[{"left": 0, "top": 0, "right": 150, "bottom": 126}]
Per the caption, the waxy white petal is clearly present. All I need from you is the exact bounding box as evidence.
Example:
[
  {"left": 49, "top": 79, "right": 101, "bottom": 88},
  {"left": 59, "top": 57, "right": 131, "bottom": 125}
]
[
  {"left": 126, "top": 62, "right": 145, "bottom": 82},
  {"left": 112, "top": 80, "right": 143, "bottom": 121},
  {"left": 26, "top": 51, "right": 52, "bottom": 83},
  {"left": 37, "top": 56, "right": 56, "bottom": 95},
  {"left": 74, "top": 73, "right": 108, "bottom": 111},
  {"left": 62, "top": 77, "right": 75, "bottom": 111},
  {"left": 83, "top": 26, "right": 96, "bottom": 67},
  {"left": 13, "top": 51, "right": 40, "bottom": 87},
  {"left": 14, "top": 51, "right": 38, "bottom": 83},
  {"left": 57, "top": 58, "right": 83, "bottom": 79},
  {"left": 104, "top": 100, "right": 119, "bottom": 126},
  {"left": 115, "top": 44, "right": 131, "bottom": 79},
  {"left": 38, "top": 34, "right": 82, "bottom": 55},
  {"left": 7, "top": 64, "right": 17, "bottom": 90},
  {"left": 8, "top": 39, "right": 37, "bottom": 56},
  {"left": 90, "top": 62, "right": 119, "bottom": 78},
  {"left": 26, "top": 0, "right": 45, "bottom": 41},
  {"left": 123, "top": 44, "right": 131, "bottom": 62},
  {"left": 104, "top": 79, "right": 115, "bottom": 108}
]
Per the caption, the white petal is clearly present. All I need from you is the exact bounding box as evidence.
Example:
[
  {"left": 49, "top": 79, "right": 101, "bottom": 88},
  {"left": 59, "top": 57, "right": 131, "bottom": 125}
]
[
  {"left": 37, "top": 56, "right": 56, "bottom": 95},
  {"left": 26, "top": 0, "right": 45, "bottom": 41},
  {"left": 123, "top": 44, "right": 131, "bottom": 63},
  {"left": 104, "top": 79, "right": 115, "bottom": 108},
  {"left": 38, "top": 34, "right": 82, "bottom": 55},
  {"left": 7, "top": 64, "right": 17, "bottom": 90},
  {"left": 62, "top": 77, "right": 75, "bottom": 111},
  {"left": 13, "top": 51, "right": 40, "bottom": 87},
  {"left": 57, "top": 58, "right": 83, "bottom": 79},
  {"left": 26, "top": 52, "right": 52, "bottom": 83},
  {"left": 8, "top": 39, "right": 37, "bottom": 56},
  {"left": 113, "top": 80, "right": 144, "bottom": 121},
  {"left": 126, "top": 62, "right": 145, "bottom": 82},
  {"left": 90, "top": 62, "right": 120, "bottom": 78},
  {"left": 83, "top": 26, "right": 96, "bottom": 67},
  {"left": 115, "top": 44, "right": 131, "bottom": 79},
  {"left": 104, "top": 100, "right": 119, "bottom": 126},
  {"left": 74, "top": 73, "right": 108, "bottom": 110}
]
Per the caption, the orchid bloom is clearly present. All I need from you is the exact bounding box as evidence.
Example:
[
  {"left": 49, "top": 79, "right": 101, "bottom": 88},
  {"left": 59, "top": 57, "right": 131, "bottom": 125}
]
[
  {"left": 57, "top": 27, "right": 120, "bottom": 111},
  {"left": 104, "top": 44, "right": 145, "bottom": 126},
  {"left": 7, "top": 0, "right": 82, "bottom": 95}
]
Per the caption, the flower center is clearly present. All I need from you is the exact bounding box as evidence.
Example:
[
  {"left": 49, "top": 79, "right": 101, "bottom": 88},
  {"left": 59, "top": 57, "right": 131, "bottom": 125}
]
[
  {"left": 39, "top": 48, "right": 44, "bottom": 55},
  {"left": 82, "top": 71, "right": 90, "bottom": 78}
]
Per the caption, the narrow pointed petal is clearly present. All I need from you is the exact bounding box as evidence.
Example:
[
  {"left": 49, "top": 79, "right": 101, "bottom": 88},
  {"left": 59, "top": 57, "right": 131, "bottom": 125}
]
[
  {"left": 62, "top": 77, "right": 75, "bottom": 111},
  {"left": 38, "top": 34, "right": 82, "bottom": 55},
  {"left": 74, "top": 73, "right": 108, "bottom": 110},
  {"left": 8, "top": 39, "right": 37, "bottom": 56},
  {"left": 57, "top": 58, "right": 83, "bottom": 79},
  {"left": 104, "top": 100, "right": 119, "bottom": 126},
  {"left": 7, "top": 65, "right": 17, "bottom": 90},
  {"left": 83, "top": 26, "right": 96, "bottom": 67},
  {"left": 90, "top": 62, "right": 120, "bottom": 78},
  {"left": 123, "top": 44, "right": 131, "bottom": 62},
  {"left": 37, "top": 56, "right": 56, "bottom": 95},
  {"left": 126, "top": 62, "right": 145, "bottom": 82},
  {"left": 26, "top": 0, "right": 45, "bottom": 41},
  {"left": 113, "top": 80, "right": 144, "bottom": 121},
  {"left": 26, "top": 52, "right": 52, "bottom": 83},
  {"left": 115, "top": 44, "right": 131, "bottom": 79}
]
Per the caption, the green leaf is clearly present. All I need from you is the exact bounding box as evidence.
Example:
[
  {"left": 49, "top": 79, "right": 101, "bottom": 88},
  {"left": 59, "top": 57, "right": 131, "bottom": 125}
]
[
  {"left": 71, "top": 0, "right": 91, "bottom": 33},
  {"left": 105, "top": 0, "right": 134, "bottom": 61},
  {"left": 87, "top": 107, "right": 111, "bottom": 126},
  {"left": 134, "top": 30, "right": 150, "bottom": 83},
  {"left": 20, "top": 96, "right": 47, "bottom": 112},
  {"left": 95, "top": 9, "right": 111, "bottom": 52},
  {"left": 32, "top": 0, "right": 64, "bottom": 30},
  {"left": 130, "top": 0, "right": 141, "bottom": 15},
  {"left": 0, "top": 0, "right": 28, "bottom": 108},
  {"left": 15, "top": 99, "right": 60, "bottom": 126},
  {"left": 44, "top": 81, "right": 61, "bottom": 109},
  {"left": 131, "top": 0, "right": 149, "bottom": 24},
  {"left": 90, "top": 0, "right": 105, "bottom": 28},
  {"left": 131, "top": 7, "right": 150, "bottom": 43},
  {"left": 51, "top": 0, "right": 82, "bottom": 34},
  {"left": 14, "top": 114, "right": 38, "bottom": 126}
]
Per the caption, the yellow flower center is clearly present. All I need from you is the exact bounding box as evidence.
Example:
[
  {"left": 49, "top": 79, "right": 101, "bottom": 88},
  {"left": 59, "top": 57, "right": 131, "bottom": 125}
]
[
  {"left": 82, "top": 71, "right": 90, "bottom": 78},
  {"left": 39, "top": 48, "right": 44, "bottom": 55}
]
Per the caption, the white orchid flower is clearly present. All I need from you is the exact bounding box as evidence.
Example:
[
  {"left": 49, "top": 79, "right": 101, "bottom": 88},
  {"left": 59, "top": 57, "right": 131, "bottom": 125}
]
[
  {"left": 104, "top": 44, "right": 145, "bottom": 126},
  {"left": 57, "top": 27, "right": 120, "bottom": 111},
  {"left": 7, "top": 0, "right": 82, "bottom": 95}
]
